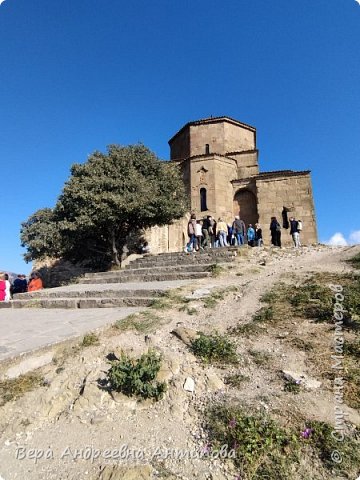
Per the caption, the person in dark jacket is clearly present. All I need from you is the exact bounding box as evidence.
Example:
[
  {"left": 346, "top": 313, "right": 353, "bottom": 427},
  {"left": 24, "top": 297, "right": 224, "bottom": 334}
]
[
  {"left": 270, "top": 217, "right": 281, "bottom": 247},
  {"left": 233, "top": 216, "right": 246, "bottom": 245},
  {"left": 255, "top": 223, "right": 263, "bottom": 247},
  {"left": 289, "top": 217, "right": 301, "bottom": 248},
  {"left": 11, "top": 274, "right": 28, "bottom": 295}
]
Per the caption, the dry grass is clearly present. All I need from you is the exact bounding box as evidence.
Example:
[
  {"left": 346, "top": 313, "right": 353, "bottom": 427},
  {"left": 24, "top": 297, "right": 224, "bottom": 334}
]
[{"left": 0, "top": 373, "right": 44, "bottom": 407}]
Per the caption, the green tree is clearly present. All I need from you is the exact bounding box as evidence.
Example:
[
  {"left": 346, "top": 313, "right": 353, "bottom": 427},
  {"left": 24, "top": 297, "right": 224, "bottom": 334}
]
[
  {"left": 21, "top": 144, "right": 188, "bottom": 267},
  {"left": 20, "top": 208, "right": 62, "bottom": 262}
]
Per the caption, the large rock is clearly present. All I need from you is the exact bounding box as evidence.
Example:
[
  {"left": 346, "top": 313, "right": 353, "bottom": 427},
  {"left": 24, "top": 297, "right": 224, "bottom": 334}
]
[
  {"left": 97, "top": 465, "right": 152, "bottom": 480},
  {"left": 171, "top": 327, "right": 199, "bottom": 346},
  {"left": 282, "top": 370, "right": 322, "bottom": 390}
]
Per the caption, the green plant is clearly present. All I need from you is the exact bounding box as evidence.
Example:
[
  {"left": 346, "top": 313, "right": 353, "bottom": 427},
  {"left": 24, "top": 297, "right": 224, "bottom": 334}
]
[
  {"left": 203, "top": 290, "right": 225, "bottom": 309},
  {"left": 306, "top": 420, "right": 360, "bottom": 476},
  {"left": 107, "top": 349, "right": 166, "bottom": 400},
  {"left": 248, "top": 349, "right": 271, "bottom": 366},
  {"left": 253, "top": 306, "right": 274, "bottom": 323},
  {"left": 284, "top": 379, "right": 301, "bottom": 394},
  {"left": 206, "top": 405, "right": 300, "bottom": 479},
  {"left": 81, "top": 333, "right": 99, "bottom": 347},
  {"left": 224, "top": 373, "right": 249, "bottom": 387},
  {"left": 190, "top": 332, "right": 238, "bottom": 364},
  {"left": 207, "top": 263, "right": 225, "bottom": 277},
  {"left": 178, "top": 305, "right": 198, "bottom": 315},
  {"left": 114, "top": 311, "right": 162, "bottom": 333},
  {"left": 230, "top": 322, "right": 264, "bottom": 337}
]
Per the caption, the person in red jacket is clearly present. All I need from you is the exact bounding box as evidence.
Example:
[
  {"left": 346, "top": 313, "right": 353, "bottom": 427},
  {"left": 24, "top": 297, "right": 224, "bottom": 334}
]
[
  {"left": 0, "top": 273, "right": 6, "bottom": 301},
  {"left": 28, "top": 272, "right": 44, "bottom": 292}
]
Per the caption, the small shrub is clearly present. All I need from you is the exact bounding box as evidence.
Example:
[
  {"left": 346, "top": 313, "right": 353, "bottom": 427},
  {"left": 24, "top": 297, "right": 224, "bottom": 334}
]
[
  {"left": 107, "top": 349, "right": 166, "bottom": 400},
  {"left": 230, "top": 322, "right": 263, "bottom": 337},
  {"left": 207, "top": 263, "right": 224, "bottom": 277},
  {"left": 81, "top": 333, "right": 99, "bottom": 347},
  {"left": 284, "top": 379, "right": 301, "bottom": 394},
  {"left": 260, "top": 290, "right": 278, "bottom": 304},
  {"left": 224, "top": 373, "right": 249, "bottom": 387},
  {"left": 248, "top": 349, "right": 271, "bottom": 366},
  {"left": 306, "top": 420, "right": 360, "bottom": 476},
  {"left": 206, "top": 405, "right": 300, "bottom": 479},
  {"left": 290, "top": 338, "right": 314, "bottom": 351},
  {"left": 253, "top": 306, "right": 274, "bottom": 323},
  {"left": 190, "top": 332, "right": 238, "bottom": 364},
  {"left": 203, "top": 290, "right": 225, "bottom": 309}
]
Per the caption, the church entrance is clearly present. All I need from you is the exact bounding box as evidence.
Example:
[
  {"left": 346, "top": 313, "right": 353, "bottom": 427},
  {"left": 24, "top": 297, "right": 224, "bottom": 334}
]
[{"left": 233, "top": 189, "right": 258, "bottom": 226}]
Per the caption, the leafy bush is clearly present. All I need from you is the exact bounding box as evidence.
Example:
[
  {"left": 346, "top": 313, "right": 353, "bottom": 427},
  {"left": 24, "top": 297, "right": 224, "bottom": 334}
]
[
  {"left": 284, "top": 379, "right": 301, "bottom": 394},
  {"left": 253, "top": 306, "right": 274, "bottom": 323},
  {"left": 206, "top": 405, "right": 360, "bottom": 479},
  {"left": 190, "top": 332, "right": 238, "bottom": 364},
  {"left": 107, "top": 350, "right": 166, "bottom": 400},
  {"left": 81, "top": 333, "right": 99, "bottom": 347},
  {"left": 207, "top": 264, "right": 225, "bottom": 277},
  {"left": 306, "top": 420, "right": 360, "bottom": 476},
  {"left": 206, "top": 405, "right": 300, "bottom": 479}
]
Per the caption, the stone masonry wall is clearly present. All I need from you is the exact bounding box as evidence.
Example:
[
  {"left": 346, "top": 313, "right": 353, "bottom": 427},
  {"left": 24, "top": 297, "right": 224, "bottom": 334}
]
[
  {"left": 189, "top": 155, "right": 237, "bottom": 222},
  {"left": 256, "top": 174, "right": 317, "bottom": 247},
  {"left": 224, "top": 122, "right": 255, "bottom": 153}
]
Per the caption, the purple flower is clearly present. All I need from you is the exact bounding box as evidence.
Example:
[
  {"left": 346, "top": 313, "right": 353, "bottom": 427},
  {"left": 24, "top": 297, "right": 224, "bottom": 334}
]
[
  {"left": 202, "top": 443, "right": 211, "bottom": 453},
  {"left": 229, "top": 418, "right": 237, "bottom": 428},
  {"left": 301, "top": 427, "right": 313, "bottom": 439},
  {"left": 295, "top": 379, "right": 301, "bottom": 385}
]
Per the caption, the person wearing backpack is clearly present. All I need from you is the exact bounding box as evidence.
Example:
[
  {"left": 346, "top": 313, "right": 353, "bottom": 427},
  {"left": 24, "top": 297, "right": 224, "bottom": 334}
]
[{"left": 289, "top": 217, "right": 301, "bottom": 248}]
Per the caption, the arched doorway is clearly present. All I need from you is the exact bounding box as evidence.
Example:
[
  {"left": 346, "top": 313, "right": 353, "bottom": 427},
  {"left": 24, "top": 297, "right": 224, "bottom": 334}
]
[{"left": 233, "top": 189, "right": 258, "bottom": 226}]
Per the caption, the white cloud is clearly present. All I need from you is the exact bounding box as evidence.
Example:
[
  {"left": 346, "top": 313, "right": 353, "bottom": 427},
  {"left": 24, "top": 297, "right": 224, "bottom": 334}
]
[
  {"left": 349, "top": 230, "right": 360, "bottom": 244},
  {"left": 325, "top": 233, "right": 348, "bottom": 246}
]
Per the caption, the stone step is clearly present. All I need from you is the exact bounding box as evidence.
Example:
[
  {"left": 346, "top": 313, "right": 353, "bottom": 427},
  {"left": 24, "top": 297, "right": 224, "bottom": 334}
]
[
  {"left": 84, "top": 263, "right": 225, "bottom": 279},
  {"left": 124, "top": 256, "right": 236, "bottom": 269},
  {"left": 134, "top": 246, "right": 241, "bottom": 258},
  {"left": 13, "top": 288, "right": 164, "bottom": 300},
  {"left": 0, "top": 297, "right": 154, "bottom": 309},
  {"left": 79, "top": 271, "right": 211, "bottom": 284}
]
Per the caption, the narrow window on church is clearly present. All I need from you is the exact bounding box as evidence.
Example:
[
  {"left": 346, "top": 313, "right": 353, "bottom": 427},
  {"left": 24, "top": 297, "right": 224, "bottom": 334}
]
[
  {"left": 200, "top": 188, "right": 207, "bottom": 211},
  {"left": 205, "top": 144, "right": 210, "bottom": 154}
]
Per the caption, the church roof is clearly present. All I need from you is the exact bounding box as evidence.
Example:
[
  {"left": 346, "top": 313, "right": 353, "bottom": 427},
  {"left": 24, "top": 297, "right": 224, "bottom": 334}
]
[
  {"left": 231, "top": 170, "right": 311, "bottom": 183},
  {"left": 168, "top": 116, "right": 256, "bottom": 145}
]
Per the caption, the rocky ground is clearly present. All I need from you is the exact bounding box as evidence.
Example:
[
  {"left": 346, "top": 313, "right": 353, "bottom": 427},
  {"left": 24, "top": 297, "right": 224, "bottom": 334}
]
[{"left": 0, "top": 244, "right": 359, "bottom": 480}]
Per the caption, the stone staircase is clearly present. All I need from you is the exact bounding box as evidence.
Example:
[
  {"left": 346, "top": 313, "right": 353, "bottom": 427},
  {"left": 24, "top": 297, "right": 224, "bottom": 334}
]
[{"left": 1, "top": 248, "right": 238, "bottom": 309}]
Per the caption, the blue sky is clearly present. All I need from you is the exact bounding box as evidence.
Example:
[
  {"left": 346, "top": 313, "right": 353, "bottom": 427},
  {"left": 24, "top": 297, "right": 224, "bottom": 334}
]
[{"left": 1, "top": 0, "right": 359, "bottom": 273}]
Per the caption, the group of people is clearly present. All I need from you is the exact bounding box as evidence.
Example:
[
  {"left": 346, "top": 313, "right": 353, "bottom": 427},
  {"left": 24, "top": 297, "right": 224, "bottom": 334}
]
[
  {"left": 186, "top": 214, "right": 303, "bottom": 252},
  {"left": 0, "top": 272, "right": 43, "bottom": 302},
  {"left": 185, "top": 214, "right": 263, "bottom": 252}
]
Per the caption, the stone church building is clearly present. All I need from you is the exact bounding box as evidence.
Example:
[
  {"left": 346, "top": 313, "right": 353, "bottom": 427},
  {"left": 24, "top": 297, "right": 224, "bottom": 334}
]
[{"left": 146, "top": 116, "right": 317, "bottom": 252}]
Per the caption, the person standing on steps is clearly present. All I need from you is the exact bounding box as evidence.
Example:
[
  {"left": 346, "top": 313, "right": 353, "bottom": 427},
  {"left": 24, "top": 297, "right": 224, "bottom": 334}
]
[
  {"left": 195, "top": 220, "right": 203, "bottom": 250},
  {"left": 201, "top": 216, "right": 211, "bottom": 249},
  {"left": 185, "top": 213, "right": 197, "bottom": 252},
  {"left": 217, "top": 218, "right": 228, "bottom": 247}
]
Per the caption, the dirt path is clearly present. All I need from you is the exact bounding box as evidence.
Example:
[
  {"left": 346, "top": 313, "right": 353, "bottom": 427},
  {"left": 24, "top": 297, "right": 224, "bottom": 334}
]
[{"left": 0, "top": 245, "right": 359, "bottom": 480}]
